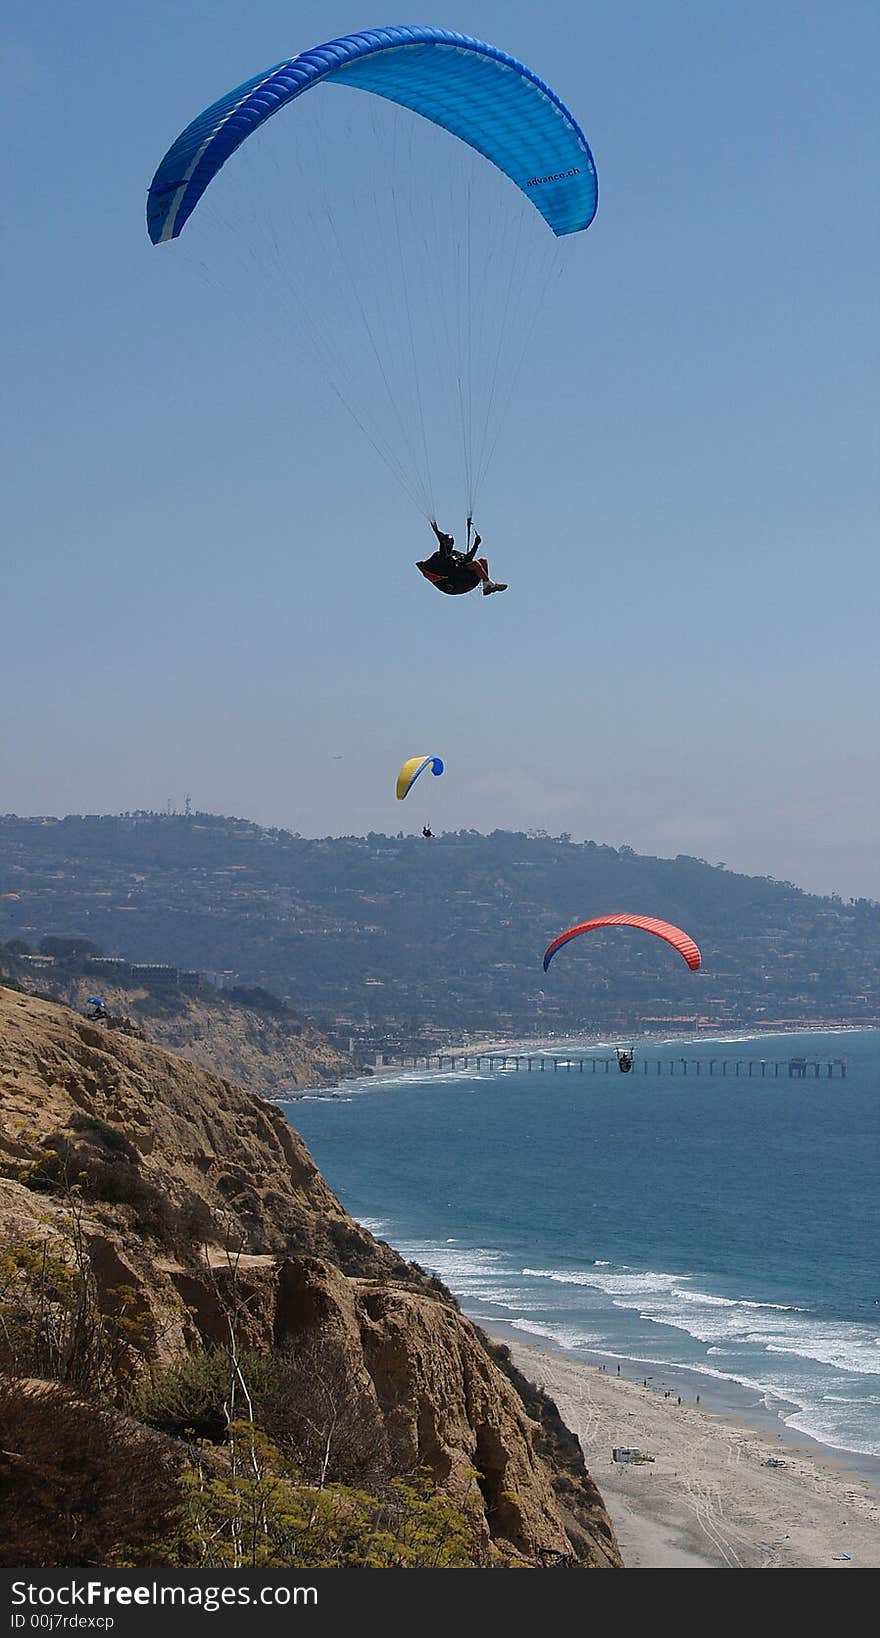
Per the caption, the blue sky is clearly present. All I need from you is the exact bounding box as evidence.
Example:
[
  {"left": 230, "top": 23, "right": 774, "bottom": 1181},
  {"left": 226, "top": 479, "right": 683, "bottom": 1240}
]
[{"left": 2, "top": 2, "right": 878, "bottom": 896}]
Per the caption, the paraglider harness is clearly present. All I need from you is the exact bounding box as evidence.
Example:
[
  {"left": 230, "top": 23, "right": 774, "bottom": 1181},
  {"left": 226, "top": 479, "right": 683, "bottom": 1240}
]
[
  {"left": 616, "top": 1047, "right": 635, "bottom": 1074},
  {"left": 417, "top": 517, "right": 484, "bottom": 595},
  {"left": 422, "top": 825, "right": 433, "bottom": 839}
]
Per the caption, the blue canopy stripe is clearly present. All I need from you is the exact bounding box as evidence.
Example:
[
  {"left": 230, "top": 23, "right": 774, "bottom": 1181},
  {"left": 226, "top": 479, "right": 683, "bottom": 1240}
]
[{"left": 147, "top": 26, "right": 598, "bottom": 244}]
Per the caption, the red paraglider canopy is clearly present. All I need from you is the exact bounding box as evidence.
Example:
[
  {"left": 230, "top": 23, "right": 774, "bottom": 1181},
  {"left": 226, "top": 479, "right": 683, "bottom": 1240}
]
[{"left": 542, "top": 915, "right": 702, "bottom": 973}]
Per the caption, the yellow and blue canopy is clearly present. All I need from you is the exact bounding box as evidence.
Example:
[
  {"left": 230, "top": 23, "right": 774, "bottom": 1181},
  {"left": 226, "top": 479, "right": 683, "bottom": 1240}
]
[{"left": 396, "top": 755, "right": 444, "bottom": 801}]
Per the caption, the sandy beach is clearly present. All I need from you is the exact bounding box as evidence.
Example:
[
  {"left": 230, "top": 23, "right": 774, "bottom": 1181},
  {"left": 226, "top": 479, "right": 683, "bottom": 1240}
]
[{"left": 493, "top": 1333, "right": 880, "bottom": 1569}]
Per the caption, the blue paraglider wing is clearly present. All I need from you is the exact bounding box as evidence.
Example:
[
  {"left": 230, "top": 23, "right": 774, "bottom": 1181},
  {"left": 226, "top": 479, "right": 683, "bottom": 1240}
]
[{"left": 147, "top": 26, "right": 598, "bottom": 245}]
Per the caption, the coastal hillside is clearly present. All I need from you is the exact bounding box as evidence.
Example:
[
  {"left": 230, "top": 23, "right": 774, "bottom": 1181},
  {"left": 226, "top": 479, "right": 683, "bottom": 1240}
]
[
  {"left": 2, "top": 811, "right": 879, "bottom": 1041},
  {"left": 0, "top": 986, "right": 620, "bottom": 1569},
  {"left": 0, "top": 944, "right": 361, "bottom": 1095}
]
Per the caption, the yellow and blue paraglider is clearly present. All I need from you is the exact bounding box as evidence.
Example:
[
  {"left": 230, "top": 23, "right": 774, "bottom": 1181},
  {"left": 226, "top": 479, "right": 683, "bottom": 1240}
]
[{"left": 396, "top": 756, "right": 444, "bottom": 802}]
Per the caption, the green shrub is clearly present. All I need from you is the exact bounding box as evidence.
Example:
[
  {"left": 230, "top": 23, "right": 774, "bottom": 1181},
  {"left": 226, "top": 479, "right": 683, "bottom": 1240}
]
[
  {"left": 168, "top": 1434, "right": 479, "bottom": 1568},
  {"left": 0, "top": 1236, "right": 152, "bottom": 1393},
  {"left": 133, "top": 1348, "right": 274, "bottom": 1442}
]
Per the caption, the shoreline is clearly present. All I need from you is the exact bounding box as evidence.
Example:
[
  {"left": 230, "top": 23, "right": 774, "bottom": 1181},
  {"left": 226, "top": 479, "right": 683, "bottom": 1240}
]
[
  {"left": 479, "top": 1318, "right": 880, "bottom": 1492},
  {"left": 283, "top": 1032, "right": 880, "bottom": 1554},
  {"left": 482, "top": 1326, "right": 880, "bottom": 1569},
  {"left": 389, "top": 1022, "right": 876, "bottom": 1058}
]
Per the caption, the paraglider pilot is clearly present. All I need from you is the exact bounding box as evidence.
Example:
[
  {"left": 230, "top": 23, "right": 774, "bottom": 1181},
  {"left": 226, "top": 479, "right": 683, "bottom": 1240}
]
[
  {"left": 417, "top": 518, "right": 507, "bottom": 597},
  {"left": 616, "top": 1047, "right": 634, "bottom": 1074},
  {"left": 422, "top": 825, "right": 433, "bottom": 839}
]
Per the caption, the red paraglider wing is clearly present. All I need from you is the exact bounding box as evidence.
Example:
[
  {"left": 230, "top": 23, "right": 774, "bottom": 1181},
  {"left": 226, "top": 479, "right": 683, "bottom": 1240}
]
[{"left": 542, "top": 915, "right": 701, "bottom": 973}]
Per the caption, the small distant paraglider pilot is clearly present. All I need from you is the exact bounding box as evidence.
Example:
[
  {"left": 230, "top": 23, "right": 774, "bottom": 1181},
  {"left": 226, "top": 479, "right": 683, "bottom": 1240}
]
[
  {"left": 422, "top": 824, "right": 433, "bottom": 839},
  {"left": 417, "top": 518, "right": 507, "bottom": 597},
  {"left": 616, "top": 1047, "right": 634, "bottom": 1074}
]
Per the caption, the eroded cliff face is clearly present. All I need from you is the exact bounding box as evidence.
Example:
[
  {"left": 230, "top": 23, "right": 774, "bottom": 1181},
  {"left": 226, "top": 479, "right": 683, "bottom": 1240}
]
[
  {"left": 6, "top": 963, "right": 360, "bottom": 1094},
  {"left": 0, "top": 986, "right": 621, "bottom": 1568}
]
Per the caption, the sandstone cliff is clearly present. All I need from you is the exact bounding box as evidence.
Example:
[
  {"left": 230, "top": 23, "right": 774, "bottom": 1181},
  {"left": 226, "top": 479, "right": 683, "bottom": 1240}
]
[
  {"left": 3, "top": 960, "right": 361, "bottom": 1094},
  {"left": 0, "top": 986, "right": 620, "bottom": 1568}
]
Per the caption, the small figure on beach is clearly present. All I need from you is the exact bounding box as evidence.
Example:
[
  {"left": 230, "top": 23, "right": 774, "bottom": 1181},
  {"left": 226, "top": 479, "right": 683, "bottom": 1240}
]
[{"left": 416, "top": 518, "right": 508, "bottom": 597}]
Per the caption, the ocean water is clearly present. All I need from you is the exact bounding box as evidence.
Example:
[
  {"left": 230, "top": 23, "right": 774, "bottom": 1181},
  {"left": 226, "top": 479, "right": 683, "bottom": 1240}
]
[{"left": 282, "top": 1030, "right": 880, "bottom": 1464}]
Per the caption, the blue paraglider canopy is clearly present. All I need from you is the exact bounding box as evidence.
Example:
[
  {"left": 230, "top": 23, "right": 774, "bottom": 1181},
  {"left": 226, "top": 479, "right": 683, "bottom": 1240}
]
[
  {"left": 147, "top": 25, "right": 598, "bottom": 245},
  {"left": 146, "top": 26, "right": 599, "bottom": 520}
]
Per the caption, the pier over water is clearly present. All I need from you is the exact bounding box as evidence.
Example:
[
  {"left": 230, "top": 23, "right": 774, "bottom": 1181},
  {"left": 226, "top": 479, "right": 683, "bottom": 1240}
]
[{"left": 380, "top": 1052, "right": 848, "bottom": 1079}]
